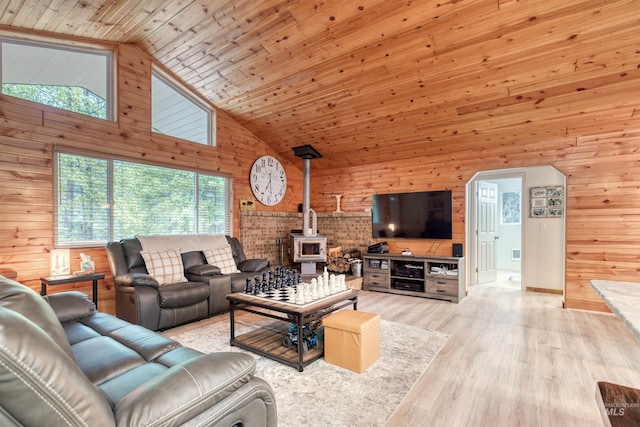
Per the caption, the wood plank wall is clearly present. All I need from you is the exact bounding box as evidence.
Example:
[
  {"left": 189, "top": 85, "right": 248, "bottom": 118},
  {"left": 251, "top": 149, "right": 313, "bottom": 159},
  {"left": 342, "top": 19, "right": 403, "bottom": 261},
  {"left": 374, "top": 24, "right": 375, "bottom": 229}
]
[
  {"left": 0, "top": 39, "right": 302, "bottom": 315},
  {"left": 309, "top": 129, "right": 640, "bottom": 312},
  {"left": 1, "top": 29, "right": 638, "bottom": 314}
]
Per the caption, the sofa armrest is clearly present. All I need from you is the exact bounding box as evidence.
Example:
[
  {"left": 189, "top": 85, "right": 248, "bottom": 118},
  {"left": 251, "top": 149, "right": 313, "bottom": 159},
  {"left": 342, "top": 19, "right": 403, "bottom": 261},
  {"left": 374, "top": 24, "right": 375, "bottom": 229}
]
[
  {"left": 44, "top": 291, "right": 96, "bottom": 323},
  {"left": 186, "top": 264, "right": 221, "bottom": 277},
  {"left": 115, "top": 272, "right": 159, "bottom": 288},
  {"left": 238, "top": 258, "right": 270, "bottom": 273},
  {"left": 115, "top": 352, "right": 257, "bottom": 426}
]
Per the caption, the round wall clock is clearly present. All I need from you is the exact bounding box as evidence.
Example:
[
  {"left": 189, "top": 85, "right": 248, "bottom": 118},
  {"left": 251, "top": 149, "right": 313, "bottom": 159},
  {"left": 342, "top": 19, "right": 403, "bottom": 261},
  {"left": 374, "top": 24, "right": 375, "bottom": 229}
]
[{"left": 250, "top": 155, "right": 287, "bottom": 206}]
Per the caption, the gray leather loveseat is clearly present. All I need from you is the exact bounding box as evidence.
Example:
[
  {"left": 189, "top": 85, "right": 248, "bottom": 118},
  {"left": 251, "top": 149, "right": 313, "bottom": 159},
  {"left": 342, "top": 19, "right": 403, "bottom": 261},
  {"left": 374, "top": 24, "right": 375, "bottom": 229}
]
[
  {"left": 106, "top": 234, "right": 270, "bottom": 331},
  {"left": 0, "top": 275, "right": 277, "bottom": 426}
]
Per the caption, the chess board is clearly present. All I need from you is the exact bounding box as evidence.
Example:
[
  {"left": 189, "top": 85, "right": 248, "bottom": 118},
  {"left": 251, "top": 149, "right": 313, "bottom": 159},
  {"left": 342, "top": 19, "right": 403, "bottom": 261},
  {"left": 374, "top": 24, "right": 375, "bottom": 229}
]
[{"left": 240, "top": 287, "right": 352, "bottom": 308}]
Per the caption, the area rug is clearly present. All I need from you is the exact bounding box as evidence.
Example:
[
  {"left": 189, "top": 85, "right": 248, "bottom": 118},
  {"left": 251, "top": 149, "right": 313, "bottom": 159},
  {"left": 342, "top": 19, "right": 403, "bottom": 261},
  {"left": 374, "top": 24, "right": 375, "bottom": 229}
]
[{"left": 166, "top": 317, "right": 450, "bottom": 427}]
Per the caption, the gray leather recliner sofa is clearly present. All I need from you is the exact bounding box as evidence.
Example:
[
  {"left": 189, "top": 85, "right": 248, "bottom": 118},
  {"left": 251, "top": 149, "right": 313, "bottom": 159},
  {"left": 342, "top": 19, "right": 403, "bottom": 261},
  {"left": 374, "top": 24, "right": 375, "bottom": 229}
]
[
  {"left": 0, "top": 275, "right": 277, "bottom": 426},
  {"left": 106, "top": 235, "right": 270, "bottom": 331}
]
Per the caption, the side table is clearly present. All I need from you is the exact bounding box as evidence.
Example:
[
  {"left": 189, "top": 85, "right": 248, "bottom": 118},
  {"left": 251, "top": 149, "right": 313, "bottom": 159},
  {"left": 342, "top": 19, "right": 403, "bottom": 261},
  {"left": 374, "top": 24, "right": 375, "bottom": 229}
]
[{"left": 40, "top": 273, "right": 105, "bottom": 308}]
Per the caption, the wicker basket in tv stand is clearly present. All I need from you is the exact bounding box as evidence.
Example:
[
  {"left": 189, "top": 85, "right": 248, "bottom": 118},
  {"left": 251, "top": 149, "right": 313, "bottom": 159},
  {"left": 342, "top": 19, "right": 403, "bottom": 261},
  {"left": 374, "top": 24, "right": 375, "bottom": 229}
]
[{"left": 362, "top": 253, "right": 465, "bottom": 303}]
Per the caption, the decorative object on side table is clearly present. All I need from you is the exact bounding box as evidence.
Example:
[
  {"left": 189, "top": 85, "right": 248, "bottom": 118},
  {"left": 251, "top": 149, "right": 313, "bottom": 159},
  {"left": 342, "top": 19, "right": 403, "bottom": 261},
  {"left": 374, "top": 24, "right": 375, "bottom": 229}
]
[
  {"left": 79, "top": 253, "right": 95, "bottom": 274},
  {"left": 50, "top": 248, "right": 70, "bottom": 276}
]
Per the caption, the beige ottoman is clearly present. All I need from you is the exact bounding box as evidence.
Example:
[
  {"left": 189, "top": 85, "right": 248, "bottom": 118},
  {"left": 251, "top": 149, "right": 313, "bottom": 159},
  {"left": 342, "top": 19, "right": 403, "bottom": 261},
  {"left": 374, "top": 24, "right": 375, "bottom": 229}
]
[{"left": 323, "top": 310, "right": 380, "bottom": 373}]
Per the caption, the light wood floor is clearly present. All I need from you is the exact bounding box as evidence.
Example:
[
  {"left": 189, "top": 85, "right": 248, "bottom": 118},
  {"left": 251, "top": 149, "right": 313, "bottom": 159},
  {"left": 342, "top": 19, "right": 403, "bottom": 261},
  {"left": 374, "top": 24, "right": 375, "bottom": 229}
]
[
  {"left": 358, "top": 285, "right": 640, "bottom": 427},
  {"left": 165, "top": 286, "right": 640, "bottom": 426}
]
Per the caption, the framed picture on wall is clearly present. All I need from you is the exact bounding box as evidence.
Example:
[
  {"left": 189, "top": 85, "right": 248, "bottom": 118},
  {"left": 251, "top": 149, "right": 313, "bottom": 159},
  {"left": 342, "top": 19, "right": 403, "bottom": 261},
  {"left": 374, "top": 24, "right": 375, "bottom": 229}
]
[
  {"left": 530, "top": 187, "right": 546, "bottom": 198},
  {"left": 529, "top": 186, "right": 564, "bottom": 218},
  {"left": 501, "top": 191, "right": 521, "bottom": 224}
]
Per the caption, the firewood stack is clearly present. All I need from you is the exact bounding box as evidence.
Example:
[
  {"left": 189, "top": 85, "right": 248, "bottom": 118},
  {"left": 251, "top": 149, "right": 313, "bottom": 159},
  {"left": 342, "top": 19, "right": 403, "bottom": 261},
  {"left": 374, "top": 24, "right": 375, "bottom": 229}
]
[{"left": 327, "top": 247, "right": 361, "bottom": 274}]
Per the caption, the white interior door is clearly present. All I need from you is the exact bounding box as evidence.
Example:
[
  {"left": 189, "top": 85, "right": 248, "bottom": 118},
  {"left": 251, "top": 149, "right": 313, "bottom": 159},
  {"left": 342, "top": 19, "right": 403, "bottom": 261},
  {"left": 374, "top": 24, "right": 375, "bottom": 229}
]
[{"left": 478, "top": 181, "right": 498, "bottom": 284}]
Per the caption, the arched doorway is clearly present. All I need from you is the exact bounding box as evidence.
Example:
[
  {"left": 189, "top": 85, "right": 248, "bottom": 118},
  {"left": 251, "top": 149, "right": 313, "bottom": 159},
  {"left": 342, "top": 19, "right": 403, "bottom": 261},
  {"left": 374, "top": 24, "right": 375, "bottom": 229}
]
[{"left": 465, "top": 166, "right": 566, "bottom": 302}]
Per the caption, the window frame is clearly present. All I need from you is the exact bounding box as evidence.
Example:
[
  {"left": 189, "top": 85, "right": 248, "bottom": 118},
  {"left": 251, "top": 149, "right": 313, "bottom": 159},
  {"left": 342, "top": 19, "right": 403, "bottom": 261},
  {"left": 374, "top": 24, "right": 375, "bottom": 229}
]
[
  {"left": 151, "top": 65, "right": 216, "bottom": 146},
  {"left": 0, "top": 36, "right": 115, "bottom": 121},
  {"left": 54, "top": 150, "right": 233, "bottom": 248}
]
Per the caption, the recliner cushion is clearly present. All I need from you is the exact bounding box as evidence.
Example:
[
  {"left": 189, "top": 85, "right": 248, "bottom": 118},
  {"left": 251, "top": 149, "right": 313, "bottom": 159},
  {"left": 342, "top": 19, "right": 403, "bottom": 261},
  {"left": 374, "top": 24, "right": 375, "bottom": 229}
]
[
  {"left": 0, "top": 276, "right": 75, "bottom": 360},
  {"left": 99, "top": 363, "right": 169, "bottom": 408},
  {"left": 0, "top": 308, "right": 114, "bottom": 426},
  {"left": 45, "top": 290, "right": 96, "bottom": 323},
  {"left": 227, "top": 236, "right": 247, "bottom": 264},
  {"left": 239, "top": 258, "right": 270, "bottom": 272},
  {"left": 182, "top": 250, "right": 206, "bottom": 270},
  {"left": 72, "top": 335, "right": 147, "bottom": 385},
  {"left": 186, "top": 264, "right": 221, "bottom": 276},
  {"left": 107, "top": 323, "right": 181, "bottom": 360},
  {"left": 122, "top": 238, "right": 145, "bottom": 270},
  {"left": 157, "top": 282, "right": 210, "bottom": 308}
]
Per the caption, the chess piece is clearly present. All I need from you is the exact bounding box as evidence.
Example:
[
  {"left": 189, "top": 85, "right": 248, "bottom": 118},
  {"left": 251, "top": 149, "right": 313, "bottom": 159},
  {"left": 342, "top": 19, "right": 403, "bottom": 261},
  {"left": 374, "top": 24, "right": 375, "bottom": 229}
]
[
  {"left": 295, "top": 285, "right": 306, "bottom": 304},
  {"left": 318, "top": 280, "right": 326, "bottom": 298},
  {"left": 253, "top": 276, "right": 260, "bottom": 295},
  {"left": 328, "top": 275, "right": 336, "bottom": 294},
  {"left": 304, "top": 283, "right": 313, "bottom": 303}
]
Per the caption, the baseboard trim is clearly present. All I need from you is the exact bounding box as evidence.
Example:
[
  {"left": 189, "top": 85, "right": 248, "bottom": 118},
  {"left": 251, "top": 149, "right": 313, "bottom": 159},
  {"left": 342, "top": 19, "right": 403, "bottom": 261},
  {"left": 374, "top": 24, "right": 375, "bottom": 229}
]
[{"left": 526, "top": 286, "right": 563, "bottom": 295}]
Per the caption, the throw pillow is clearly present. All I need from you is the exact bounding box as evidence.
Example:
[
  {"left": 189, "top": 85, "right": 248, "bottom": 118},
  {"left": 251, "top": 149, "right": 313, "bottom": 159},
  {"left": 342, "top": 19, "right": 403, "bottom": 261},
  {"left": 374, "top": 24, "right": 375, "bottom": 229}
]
[
  {"left": 203, "top": 245, "right": 240, "bottom": 274},
  {"left": 140, "top": 249, "right": 186, "bottom": 285}
]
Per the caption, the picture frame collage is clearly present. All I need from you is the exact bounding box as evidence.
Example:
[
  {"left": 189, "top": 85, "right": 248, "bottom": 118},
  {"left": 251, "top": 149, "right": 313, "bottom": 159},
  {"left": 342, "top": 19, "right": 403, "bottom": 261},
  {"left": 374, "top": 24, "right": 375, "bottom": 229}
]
[{"left": 529, "top": 186, "right": 564, "bottom": 218}]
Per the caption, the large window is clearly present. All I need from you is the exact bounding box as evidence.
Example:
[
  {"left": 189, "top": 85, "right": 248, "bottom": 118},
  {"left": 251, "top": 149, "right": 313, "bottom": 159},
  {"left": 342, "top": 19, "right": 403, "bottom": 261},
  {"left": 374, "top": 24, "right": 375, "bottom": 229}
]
[
  {"left": 152, "top": 68, "right": 215, "bottom": 145},
  {"left": 1, "top": 38, "right": 112, "bottom": 120},
  {"left": 56, "top": 152, "right": 231, "bottom": 246}
]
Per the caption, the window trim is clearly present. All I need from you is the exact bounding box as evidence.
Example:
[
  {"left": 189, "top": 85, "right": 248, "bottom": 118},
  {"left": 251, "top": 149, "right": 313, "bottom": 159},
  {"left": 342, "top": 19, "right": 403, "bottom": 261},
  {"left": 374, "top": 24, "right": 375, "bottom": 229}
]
[
  {"left": 54, "top": 149, "right": 232, "bottom": 248},
  {"left": 0, "top": 36, "right": 116, "bottom": 121},
  {"left": 151, "top": 65, "right": 216, "bottom": 146}
]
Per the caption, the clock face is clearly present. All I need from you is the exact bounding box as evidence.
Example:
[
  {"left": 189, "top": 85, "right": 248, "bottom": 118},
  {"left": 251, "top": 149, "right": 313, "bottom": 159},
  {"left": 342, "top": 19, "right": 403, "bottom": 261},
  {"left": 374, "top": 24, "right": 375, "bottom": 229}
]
[{"left": 250, "top": 155, "right": 287, "bottom": 206}]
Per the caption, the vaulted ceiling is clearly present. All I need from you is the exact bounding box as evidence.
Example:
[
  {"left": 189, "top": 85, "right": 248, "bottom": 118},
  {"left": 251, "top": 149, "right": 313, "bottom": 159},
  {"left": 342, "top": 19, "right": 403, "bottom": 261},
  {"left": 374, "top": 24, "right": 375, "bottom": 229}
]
[{"left": 1, "top": 0, "right": 639, "bottom": 170}]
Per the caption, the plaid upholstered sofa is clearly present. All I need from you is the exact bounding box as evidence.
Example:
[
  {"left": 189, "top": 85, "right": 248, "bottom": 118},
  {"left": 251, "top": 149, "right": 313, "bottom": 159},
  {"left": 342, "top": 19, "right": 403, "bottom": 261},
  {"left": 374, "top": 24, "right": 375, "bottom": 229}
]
[{"left": 106, "top": 234, "right": 270, "bottom": 331}]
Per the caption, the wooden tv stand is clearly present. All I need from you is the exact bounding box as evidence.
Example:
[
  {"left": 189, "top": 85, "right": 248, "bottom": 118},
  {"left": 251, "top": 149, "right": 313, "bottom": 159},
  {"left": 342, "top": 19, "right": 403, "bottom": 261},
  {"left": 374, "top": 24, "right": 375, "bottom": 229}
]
[{"left": 363, "top": 253, "right": 465, "bottom": 303}]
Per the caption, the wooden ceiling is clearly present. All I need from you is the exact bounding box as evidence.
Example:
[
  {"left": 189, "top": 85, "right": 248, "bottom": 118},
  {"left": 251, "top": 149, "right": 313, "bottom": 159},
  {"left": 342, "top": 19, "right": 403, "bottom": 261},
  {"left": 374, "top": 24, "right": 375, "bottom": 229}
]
[{"left": 1, "top": 0, "right": 639, "bottom": 170}]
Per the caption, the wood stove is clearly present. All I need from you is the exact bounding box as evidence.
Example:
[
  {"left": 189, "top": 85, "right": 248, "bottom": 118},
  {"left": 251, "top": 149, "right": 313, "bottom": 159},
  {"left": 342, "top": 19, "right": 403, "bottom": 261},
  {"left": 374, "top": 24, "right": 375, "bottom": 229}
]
[{"left": 292, "top": 145, "right": 327, "bottom": 275}]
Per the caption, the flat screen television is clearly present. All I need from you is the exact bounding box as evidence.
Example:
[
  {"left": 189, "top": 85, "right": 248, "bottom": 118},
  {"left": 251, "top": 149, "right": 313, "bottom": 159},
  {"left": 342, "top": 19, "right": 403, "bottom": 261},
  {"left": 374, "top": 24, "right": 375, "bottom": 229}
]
[{"left": 372, "top": 190, "right": 452, "bottom": 239}]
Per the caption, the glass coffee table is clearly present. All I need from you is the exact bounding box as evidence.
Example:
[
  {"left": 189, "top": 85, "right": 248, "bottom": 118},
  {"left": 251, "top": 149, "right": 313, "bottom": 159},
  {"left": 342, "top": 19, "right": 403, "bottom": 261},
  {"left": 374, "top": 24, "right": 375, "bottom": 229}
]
[{"left": 227, "top": 289, "right": 359, "bottom": 371}]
